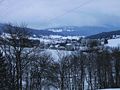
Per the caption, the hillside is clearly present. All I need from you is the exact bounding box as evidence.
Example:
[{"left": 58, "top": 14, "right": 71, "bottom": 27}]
[
  {"left": 46, "top": 26, "right": 113, "bottom": 36},
  {"left": 87, "top": 30, "right": 120, "bottom": 39},
  {"left": 0, "top": 23, "right": 119, "bottom": 36}
]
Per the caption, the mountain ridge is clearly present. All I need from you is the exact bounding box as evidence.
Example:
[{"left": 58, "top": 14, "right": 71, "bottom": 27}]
[
  {"left": 0, "top": 23, "right": 120, "bottom": 37},
  {"left": 87, "top": 30, "right": 120, "bottom": 39}
]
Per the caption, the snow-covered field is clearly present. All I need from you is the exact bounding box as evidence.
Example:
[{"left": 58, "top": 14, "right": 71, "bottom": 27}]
[
  {"left": 106, "top": 38, "right": 120, "bottom": 47},
  {"left": 45, "top": 49, "right": 72, "bottom": 61}
]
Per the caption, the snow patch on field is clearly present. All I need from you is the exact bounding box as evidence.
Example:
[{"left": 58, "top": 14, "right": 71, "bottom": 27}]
[
  {"left": 106, "top": 38, "right": 120, "bottom": 47},
  {"left": 45, "top": 49, "right": 72, "bottom": 61}
]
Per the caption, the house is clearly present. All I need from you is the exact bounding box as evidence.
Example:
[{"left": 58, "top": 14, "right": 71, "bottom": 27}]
[{"left": 66, "top": 43, "right": 74, "bottom": 50}]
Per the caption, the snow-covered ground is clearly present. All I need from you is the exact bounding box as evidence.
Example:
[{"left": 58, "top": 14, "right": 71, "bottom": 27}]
[
  {"left": 45, "top": 49, "right": 72, "bottom": 61},
  {"left": 106, "top": 38, "right": 120, "bottom": 47}
]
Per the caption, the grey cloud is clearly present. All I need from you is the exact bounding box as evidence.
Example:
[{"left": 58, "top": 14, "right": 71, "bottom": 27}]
[{"left": 0, "top": 0, "right": 120, "bottom": 29}]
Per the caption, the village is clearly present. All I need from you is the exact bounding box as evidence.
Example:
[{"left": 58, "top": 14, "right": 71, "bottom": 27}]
[{"left": 35, "top": 35, "right": 109, "bottom": 51}]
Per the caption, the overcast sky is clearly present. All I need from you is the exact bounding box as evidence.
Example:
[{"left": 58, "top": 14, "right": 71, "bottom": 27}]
[{"left": 0, "top": 0, "right": 120, "bottom": 29}]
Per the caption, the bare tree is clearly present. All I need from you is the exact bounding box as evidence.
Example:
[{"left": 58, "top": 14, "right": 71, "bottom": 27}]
[
  {"left": 112, "top": 48, "right": 120, "bottom": 87},
  {"left": 0, "top": 24, "right": 40, "bottom": 90},
  {"left": 29, "top": 51, "right": 55, "bottom": 90}
]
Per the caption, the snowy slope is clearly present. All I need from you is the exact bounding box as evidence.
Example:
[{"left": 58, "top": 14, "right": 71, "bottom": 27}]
[{"left": 106, "top": 38, "right": 120, "bottom": 47}]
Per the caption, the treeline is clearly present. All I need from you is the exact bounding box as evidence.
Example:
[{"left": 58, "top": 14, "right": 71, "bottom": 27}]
[{"left": 0, "top": 24, "right": 120, "bottom": 90}]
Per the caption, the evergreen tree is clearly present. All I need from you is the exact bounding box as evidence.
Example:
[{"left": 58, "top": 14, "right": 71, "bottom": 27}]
[{"left": 104, "top": 39, "right": 108, "bottom": 44}]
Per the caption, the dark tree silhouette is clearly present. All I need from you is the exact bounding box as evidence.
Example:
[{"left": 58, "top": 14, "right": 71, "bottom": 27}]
[{"left": 0, "top": 51, "right": 9, "bottom": 90}]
